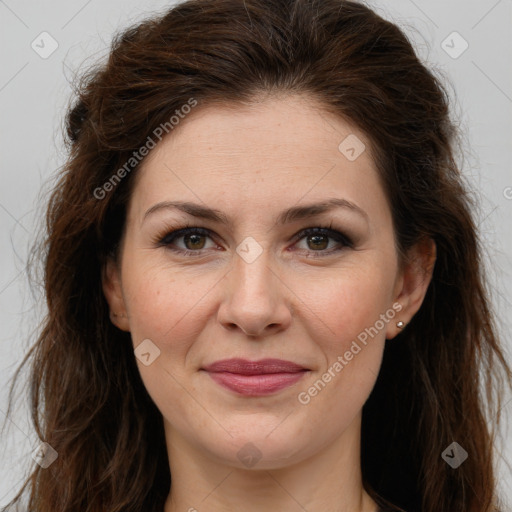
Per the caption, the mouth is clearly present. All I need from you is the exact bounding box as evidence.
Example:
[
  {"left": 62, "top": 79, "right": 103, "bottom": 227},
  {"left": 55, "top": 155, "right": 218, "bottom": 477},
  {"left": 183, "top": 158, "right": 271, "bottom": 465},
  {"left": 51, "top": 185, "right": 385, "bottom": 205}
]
[{"left": 201, "top": 358, "right": 309, "bottom": 397}]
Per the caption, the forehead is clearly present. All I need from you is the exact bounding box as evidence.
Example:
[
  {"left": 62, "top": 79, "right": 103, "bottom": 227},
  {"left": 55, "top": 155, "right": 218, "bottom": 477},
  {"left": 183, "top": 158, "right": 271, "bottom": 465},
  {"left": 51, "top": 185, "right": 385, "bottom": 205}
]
[{"left": 127, "top": 94, "right": 390, "bottom": 227}]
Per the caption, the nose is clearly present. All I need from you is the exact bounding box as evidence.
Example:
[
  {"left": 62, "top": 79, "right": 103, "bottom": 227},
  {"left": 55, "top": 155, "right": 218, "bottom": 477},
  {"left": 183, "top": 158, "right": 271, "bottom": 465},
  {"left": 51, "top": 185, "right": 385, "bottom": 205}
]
[{"left": 217, "top": 247, "right": 292, "bottom": 338}]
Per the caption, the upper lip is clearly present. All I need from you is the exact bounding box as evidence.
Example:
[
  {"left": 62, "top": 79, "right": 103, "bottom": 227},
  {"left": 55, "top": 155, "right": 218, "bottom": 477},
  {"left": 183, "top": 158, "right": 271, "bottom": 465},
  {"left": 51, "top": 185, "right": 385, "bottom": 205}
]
[{"left": 202, "top": 358, "right": 308, "bottom": 375}]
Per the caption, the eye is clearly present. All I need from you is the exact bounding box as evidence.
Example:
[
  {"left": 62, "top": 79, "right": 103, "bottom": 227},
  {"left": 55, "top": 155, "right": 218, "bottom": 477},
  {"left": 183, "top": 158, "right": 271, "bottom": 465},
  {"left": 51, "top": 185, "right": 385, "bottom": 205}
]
[
  {"left": 292, "top": 226, "right": 353, "bottom": 257},
  {"left": 157, "top": 226, "right": 219, "bottom": 255},
  {"left": 155, "top": 224, "right": 353, "bottom": 257}
]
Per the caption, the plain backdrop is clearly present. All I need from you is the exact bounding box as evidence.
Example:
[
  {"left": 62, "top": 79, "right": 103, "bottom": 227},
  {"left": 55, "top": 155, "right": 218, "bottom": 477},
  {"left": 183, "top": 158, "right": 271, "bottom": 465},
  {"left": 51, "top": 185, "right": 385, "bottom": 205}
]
[{"left": 1, "top": 0, "right": 511, "bottom": 508}]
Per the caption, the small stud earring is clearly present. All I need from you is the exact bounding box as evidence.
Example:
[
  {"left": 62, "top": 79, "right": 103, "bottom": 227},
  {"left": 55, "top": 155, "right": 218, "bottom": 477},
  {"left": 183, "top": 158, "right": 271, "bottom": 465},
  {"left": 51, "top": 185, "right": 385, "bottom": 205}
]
[{"left": 397, "top": 321, "right": 405, "bottom": 329}]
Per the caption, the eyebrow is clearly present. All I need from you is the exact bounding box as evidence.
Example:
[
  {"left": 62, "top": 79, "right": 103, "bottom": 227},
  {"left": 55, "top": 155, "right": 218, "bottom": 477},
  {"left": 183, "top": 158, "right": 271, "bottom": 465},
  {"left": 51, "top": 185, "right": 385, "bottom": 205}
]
[{"left": 143, "top": 198, "right": 369, "bottom": 225}]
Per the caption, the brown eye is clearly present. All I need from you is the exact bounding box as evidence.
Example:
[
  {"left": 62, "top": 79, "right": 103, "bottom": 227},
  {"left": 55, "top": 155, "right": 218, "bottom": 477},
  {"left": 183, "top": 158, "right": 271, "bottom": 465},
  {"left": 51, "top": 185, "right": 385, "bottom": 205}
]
[
  {"left": 306, "top": 234, "right": 329, "bottom": 250},
  {"left": 294, "top": 227, "right": 353, "bottom": 256},
  {"left": 183, "top": 233, "right": 207, "bottom": 250},
  {"left": 159, "top": 227, "right": 217, "bottom": 253}
]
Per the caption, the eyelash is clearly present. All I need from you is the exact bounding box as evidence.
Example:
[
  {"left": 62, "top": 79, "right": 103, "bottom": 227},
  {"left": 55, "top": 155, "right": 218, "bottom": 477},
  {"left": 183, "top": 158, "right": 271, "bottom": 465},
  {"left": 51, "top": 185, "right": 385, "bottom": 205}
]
[{"left": 154, "top": 222, "right": 354, "bottom": 258}]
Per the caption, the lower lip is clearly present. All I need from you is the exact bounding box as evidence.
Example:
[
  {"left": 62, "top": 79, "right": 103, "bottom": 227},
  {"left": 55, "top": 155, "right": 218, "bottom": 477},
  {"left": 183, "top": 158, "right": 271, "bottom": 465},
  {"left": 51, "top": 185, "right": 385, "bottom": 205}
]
[{"left": 205, "top": 371, "right": 307, "bottom": 396}]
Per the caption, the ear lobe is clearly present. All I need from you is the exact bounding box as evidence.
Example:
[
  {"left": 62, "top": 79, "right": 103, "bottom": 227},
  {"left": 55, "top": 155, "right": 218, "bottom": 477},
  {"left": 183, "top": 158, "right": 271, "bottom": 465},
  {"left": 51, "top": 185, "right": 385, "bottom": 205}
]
[
  {"left": 102, "top": 257, "right": 130, "bottom": 332},
  {"left": 387, "top": 237, "right": 436, "bottom": 339}
]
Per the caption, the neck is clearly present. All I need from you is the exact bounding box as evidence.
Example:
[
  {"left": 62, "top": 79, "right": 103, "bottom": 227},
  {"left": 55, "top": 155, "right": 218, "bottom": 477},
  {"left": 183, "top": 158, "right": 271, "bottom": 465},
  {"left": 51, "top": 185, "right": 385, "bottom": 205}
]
[{"left": 163, "top": 414, "right": 379, "bottom": 512}]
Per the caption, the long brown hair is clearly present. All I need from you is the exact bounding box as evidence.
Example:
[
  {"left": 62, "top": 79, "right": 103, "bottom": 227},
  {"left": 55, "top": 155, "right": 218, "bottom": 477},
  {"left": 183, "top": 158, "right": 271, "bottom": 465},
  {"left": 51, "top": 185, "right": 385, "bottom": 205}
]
[{"left": 2, "top": 1, "right": 511, "bottom": 511}]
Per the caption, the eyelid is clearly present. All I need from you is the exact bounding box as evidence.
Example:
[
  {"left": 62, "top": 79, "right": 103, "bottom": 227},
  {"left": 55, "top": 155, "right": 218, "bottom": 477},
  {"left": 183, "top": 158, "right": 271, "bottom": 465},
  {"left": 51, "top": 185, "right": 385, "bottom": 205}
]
[
  {"left": 156, "top": 225, "right": 219, "bottom": 250},
  {"left": 156, "top": 231, "right": 354, "bottom": 258},
  {"left": 154, "top": 222, "right": 354, "bottom": 257},
  {"left": 291, "top": 226, "right": 353, "bottom": 248},
  {"left": 154, "top": 225, "right": 350, "bottom": 247}
]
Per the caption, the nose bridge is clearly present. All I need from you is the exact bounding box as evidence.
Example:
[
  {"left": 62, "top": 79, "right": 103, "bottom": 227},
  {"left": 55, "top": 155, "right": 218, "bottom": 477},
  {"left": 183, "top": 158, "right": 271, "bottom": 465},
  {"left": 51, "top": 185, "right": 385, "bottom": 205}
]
[
  {"left": 218, "top": 243, "right": 291, "bottom": 336},
  {"left": 231, "top": 244, "right": 276, "bottom": 306}
]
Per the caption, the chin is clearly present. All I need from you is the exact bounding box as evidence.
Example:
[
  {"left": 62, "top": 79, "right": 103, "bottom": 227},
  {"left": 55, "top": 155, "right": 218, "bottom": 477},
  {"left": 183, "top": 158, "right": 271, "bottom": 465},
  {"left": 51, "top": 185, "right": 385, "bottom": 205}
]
[{"left": 200, "top": 426, "right": 317, "bottom": 471}]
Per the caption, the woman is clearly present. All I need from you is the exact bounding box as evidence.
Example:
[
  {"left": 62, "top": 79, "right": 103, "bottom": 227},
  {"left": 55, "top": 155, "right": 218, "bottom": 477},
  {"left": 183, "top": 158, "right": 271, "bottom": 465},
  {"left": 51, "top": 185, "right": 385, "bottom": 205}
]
[{"left": 2, "top": 0, "right": 511, "bottom": 511}]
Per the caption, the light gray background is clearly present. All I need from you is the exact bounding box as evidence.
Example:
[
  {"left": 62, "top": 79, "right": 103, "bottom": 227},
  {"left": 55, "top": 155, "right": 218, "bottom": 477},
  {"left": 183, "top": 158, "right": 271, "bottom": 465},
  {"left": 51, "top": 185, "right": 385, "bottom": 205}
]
[{"left": 1, "top": 0, "right": 511, "bottom": 508}]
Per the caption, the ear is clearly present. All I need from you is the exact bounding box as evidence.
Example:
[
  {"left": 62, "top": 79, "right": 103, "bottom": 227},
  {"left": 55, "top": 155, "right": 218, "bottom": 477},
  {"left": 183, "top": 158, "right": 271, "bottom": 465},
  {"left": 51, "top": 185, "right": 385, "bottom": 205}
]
[
  {"left": 386, "top": 237, "right": 436, "bottom": 340},
  {"left": 102, "top": 256, "right": 130, "bottom": 332}
]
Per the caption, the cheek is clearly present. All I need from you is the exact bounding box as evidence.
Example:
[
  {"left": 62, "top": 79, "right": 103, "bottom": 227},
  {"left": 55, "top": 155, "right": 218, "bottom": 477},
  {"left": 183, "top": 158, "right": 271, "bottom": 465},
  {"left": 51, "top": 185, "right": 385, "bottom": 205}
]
[
  {"left": 295, "top": 264, "right": 395, "bottom": 401},
  {"left": 122, "top": 267, "right": 211, "bottom": 424},
  {"left": 299, "top": 262, "right": 396, "bottom": 344},
  {"left": 123, "top": 261, "right": 218, "bottom": 347}
]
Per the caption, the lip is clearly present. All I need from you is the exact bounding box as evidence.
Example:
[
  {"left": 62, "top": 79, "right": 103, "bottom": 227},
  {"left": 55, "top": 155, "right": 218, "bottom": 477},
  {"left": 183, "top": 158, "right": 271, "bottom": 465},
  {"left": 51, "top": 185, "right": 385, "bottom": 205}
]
[{"left": 202, "top": 358, "right": 309, "bottom": 396}]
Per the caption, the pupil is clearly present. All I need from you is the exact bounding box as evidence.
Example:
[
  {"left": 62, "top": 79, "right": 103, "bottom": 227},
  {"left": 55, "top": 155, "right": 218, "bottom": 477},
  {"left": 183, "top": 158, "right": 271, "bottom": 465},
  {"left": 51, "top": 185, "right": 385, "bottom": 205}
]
[{"left": 308, "top": 235, "right": 328, "bottom": 250}]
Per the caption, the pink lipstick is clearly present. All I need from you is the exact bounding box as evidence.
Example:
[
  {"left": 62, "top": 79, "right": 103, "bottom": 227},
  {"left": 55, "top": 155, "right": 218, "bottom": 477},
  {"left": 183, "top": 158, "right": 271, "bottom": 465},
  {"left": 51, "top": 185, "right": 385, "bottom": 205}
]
[{"left": 202, "top": 358, "right": 308, "bottom": 396}]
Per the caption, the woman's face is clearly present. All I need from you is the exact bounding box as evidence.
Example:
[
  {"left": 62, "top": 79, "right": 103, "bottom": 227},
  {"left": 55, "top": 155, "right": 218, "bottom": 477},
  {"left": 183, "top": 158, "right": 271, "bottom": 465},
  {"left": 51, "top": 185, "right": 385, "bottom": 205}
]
[{"left": 103, "top": 94, "right": 426, "bottom": 470}]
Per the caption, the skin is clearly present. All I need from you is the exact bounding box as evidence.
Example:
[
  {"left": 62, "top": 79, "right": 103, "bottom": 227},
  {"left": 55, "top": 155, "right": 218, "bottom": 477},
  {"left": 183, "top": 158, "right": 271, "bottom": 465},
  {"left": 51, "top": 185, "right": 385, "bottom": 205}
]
[{"left": 102, "top": 93, "right": 436, "bottom": 512}]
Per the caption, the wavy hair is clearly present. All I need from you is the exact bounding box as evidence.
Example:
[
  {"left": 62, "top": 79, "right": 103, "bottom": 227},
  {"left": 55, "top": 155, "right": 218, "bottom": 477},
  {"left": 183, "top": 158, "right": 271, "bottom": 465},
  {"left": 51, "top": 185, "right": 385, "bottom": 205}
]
[{"left": 2, "top": 1, "right": 511, "bottom": 511}]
